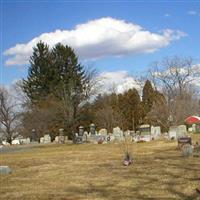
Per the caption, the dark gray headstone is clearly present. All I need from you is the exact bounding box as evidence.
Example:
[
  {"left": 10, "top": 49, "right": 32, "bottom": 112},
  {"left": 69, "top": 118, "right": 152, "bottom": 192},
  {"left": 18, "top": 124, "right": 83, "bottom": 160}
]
[{"left": 31, "top": 129, "right": 37, "bottom": 142}]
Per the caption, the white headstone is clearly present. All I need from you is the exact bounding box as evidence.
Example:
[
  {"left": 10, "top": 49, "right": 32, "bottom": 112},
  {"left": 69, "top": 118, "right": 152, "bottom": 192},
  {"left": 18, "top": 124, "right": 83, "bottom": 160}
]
[
  {"left": 99, "top": 129, "right": 107, "bottom": 136},
  {"left": 177, "top": 125, "right": 187, "bottom": 137},
  {"left": 169, "top": 126, "right": 178, "bottom": 139},
  {"left": 40, "top": 137, "right": 44, "bottom": 143},
  {"left": 192, "top": 124, "right": 196, "bottom": 133},
  {"left": 113, "top": 127, "right": 124, "bottom": 141},
  {"left": 64, "top": 136, "right": 69, "bottom": 143},
  {"left": 43, "top": 134, "right": 51, "bottom": 144},
  {"left": 26, "top": 138, "right": 30, "bottom": 144},
  {"left": 12, "top": 139, "right": 20, "bottom": 145},
  {"left": 55, "top": 136, "right": 59, "bottom": 143},
  {"left": 151, "top": 126, "right": 161, "bottom": 139}
]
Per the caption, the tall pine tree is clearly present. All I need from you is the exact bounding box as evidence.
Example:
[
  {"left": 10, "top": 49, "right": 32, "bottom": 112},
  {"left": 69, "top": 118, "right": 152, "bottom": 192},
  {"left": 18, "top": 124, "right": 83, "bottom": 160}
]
[
  {"left": 22, "top": 42, "right": 53, "bottom": 102},
  {"left": 22, "top": 42, "right": 90, "bottom": 136},
  {"left": 51, "top": 43, "right": 87, "bottom": 131},
  {"left": 142, "top": 80, "right": 155, "bottom": 113}
]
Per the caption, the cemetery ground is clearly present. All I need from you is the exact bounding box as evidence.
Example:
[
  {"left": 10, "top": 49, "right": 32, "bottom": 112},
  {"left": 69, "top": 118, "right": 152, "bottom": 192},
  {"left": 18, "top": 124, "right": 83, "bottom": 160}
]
[{"left": 0, "top": 135, "right": 200, "bottom": 200}]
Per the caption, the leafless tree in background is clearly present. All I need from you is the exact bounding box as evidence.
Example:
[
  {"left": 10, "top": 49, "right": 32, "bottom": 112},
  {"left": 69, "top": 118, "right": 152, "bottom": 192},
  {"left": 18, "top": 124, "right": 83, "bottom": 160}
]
[
  {"left": 148, "top": 56, "right": 200, "bottom": 125},
  {"left": 0, "top": 86, "right": 21, "bottom": 144}
]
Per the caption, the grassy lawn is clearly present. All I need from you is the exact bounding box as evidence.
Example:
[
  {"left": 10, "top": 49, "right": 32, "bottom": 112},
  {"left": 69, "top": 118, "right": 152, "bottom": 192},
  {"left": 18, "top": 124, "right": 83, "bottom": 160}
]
[{"left": 1, "top": 135, "right": 200, "bottom": 200}]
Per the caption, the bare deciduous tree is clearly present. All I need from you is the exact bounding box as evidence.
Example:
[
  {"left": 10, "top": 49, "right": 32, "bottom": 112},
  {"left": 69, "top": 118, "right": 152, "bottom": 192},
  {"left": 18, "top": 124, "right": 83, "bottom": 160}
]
[
  {"left": 149, "top": 56, "right": 198, "bottom": 98},
  {"left": 0, "top": 86, "right": 21, "bottom": 144},
  {"left": 148, "top": 56, "right": 200, "bottom": 125}
]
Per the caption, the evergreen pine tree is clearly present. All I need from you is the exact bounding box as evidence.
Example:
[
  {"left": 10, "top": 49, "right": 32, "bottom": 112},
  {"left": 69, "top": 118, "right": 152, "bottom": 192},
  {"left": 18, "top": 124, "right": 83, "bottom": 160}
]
[
  {"left": 142, "top": 80, "right": 155, "bottom": 114},
  {"left": 22, "top": 41, "right": 53, "bottom": 102}
]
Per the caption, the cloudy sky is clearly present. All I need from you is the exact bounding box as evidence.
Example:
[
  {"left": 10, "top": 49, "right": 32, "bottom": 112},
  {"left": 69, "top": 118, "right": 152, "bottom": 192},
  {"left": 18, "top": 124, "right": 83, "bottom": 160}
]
[{"left": 1, "top": 1, "right": 200, "bottom": 92}]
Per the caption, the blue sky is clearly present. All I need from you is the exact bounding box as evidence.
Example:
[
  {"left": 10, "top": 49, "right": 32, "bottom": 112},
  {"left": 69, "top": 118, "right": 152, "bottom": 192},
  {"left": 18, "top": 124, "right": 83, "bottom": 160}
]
[{"left": 1, "top": 1, "right": 200, "bottom": 86}]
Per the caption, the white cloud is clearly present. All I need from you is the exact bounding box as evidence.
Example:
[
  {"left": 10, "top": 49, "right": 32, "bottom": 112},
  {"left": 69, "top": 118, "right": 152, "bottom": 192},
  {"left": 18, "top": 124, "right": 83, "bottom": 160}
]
[
  {"left": 98, "top": 70, "right": 140, "bottom": 94},
  {"left": 4, "top": 17, "right": 186, "bottom": 66},
  {"left": 164, "top": 13, "right": 171, "bottom": 17},
  {"left": 187, "top": 10, "right": 198, "bottom": 15}
]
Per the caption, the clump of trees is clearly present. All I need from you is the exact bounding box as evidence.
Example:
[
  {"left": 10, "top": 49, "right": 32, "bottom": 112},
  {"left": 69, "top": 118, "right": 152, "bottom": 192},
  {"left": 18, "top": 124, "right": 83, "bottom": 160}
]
[
  {"left": 1, "top": 44, "right": 199, "bottom": 143},
  {"left": 21, "top": 42, "right": 97, "bottom": 139},
  {"left": 87, "top": 79, "right": 168, "bottom": 132}
]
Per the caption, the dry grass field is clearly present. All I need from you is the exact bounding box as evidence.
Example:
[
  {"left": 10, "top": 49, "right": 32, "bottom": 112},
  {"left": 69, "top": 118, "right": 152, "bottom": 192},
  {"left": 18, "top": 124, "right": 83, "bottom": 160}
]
[{"left": 1, "top": 135, "right": 200, "bottom": 200}]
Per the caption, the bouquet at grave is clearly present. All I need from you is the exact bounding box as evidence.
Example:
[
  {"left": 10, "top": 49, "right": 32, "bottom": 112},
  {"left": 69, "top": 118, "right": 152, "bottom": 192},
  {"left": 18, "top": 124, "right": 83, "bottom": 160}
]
[
  {"left": 123, "top": 151, "right": 133, "bottom": 166},
  {"left": 98, "top": 136, "right": 104, "bottom": 144}
]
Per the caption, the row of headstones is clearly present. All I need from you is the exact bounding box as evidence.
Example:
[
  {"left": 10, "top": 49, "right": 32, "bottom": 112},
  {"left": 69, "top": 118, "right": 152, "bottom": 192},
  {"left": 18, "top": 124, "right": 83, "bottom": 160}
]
[
  {"left": 2, "top": 137, "right": 31, "bottom": 145},
  {"left": 74, "top": 126, "right": 136, "bottom": 144}
]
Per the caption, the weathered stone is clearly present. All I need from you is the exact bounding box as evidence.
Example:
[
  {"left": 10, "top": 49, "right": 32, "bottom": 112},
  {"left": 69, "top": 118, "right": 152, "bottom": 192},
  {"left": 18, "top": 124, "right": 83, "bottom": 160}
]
[
  {"left": 55, "top": 136, "right": 59, "bottom": 143},
  {"left": 90, "top": 123, "right": 96, "bottom": 135},
  {"left": 0, "top": 166, "right": 12, "bottom": 175},
  {"left": 169, "top": 126, "right": 178, "bottom": 139},
  {"left": 64, "top": 136, "right": 69, "bottom": 143},
  {"left": 11, "top": 139, "right": 20, "bottom": 145},
  {"left": 99, "top": 129, "right": 107, "bottom": 136},
  {"left": 40, "top": 137, "right": 44, "bottom": 143},
  {"left": 20, "top": 138, "right": 30, "bottom": 145},
  {"left": 78, "top": 126, "right": 84, "bottom": 136},
  {"left": 59, "top": 128, "right": 64, "bottom": 136},
  {"left": 151, "top": 126, "right": 161, "bottom": 139},
  {"left": 58, "top": 136, "right": 65, "bottom": 143},
  {"left": 31, "top": 129, "right": 37, "bottom": 142},
  {"left": 43, "top": 134, "right": 51, "bottom": 144},
  {"left": 113, "top": 127, "right": 124, "bottom": 141},
  {"left": 182, "top": 144, "right": 193, "bottom": 157}
]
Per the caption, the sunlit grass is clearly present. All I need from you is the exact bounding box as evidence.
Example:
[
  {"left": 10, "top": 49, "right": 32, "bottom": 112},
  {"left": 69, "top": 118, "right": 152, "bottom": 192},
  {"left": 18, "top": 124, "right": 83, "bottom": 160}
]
[{"left": 0, "top": 134, "right": 200, "bottom": 200}]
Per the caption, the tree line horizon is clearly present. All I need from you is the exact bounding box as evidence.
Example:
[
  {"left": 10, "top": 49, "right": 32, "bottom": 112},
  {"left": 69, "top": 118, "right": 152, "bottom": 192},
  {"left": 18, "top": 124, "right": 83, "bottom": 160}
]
[{"left": 0, "top": 41, "right": 199, "bottom": 143}]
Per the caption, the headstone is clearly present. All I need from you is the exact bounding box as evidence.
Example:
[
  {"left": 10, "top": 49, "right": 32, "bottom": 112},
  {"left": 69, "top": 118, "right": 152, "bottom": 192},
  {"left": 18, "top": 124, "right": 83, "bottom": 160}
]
[
  {"left": 124, "top": 130, "right": 130, "bottom": 136},
  {"left": 20, "top": 138, "right": 29, "bottom": 144},
  {"left": 151, "top": 126, "right": 161, "bottom": 139},
  {"left": 59, "top": 136, "right": 65, "bottom": 143},
  {"left": 64, "top": 136, "right": 69, "bottom": 143},
  {"left": 43, "top": 134, "right": 51, "bottom": 144},
  {"left": 169, "top": 126, "right": 178, "bottom": 139},
  {"left": 99, "top": 129, "right": 107, "bottom": 136},
  {"left": 26, "top": 138, "right": 30, "bottom": 144},
  {"left": 31, "top": 129, "right": 37, "bottom": 142},
  {"left": 2, "top": 141, "right": 10, "bottom": 146},
  {"left": 113, "top": 127, "right": 124, "bottom": 141},
  {"left": 130, "top": 131, "right": 135, "bottom": 136},
  {"left": 59, "top": 128, "right": 64, "bottom": 136},
  {"left": 188, "top": 127, "right": 193, "bottom": 132},
  {"left": 178, "top": 136, "right": 192, "bottom": 149},
  {"left": 90, "top": 123, "right": 96, "bottom": 135},
  {"left": 182, "top": 144, "right": 193, "bottom": 157},
  {"left": 55, "top": 136, "right": 59, "bottom": 143},
  {"left": 177, "top": 125, "right": 187, "bottom": 137},
  {"left": 78, "top": 126, "right": 84, "bottom": 136},
  {"left": 11, "top": 139, "right": 20, "bottom": 145},
  {"left": 192, "top": 124, "right": 196, "bottom": 133},
  {"left": 84, "top": 131, "right": 88, "bottom": 135},
  {"left": 0, "top": 166, "right": 12, "bottom": 175},
  {"left": 82, "top": 133, "right": 87, "bottom": 142},
  {"left": 40, "top": 137, "right": 44, "bottom": 143}
]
